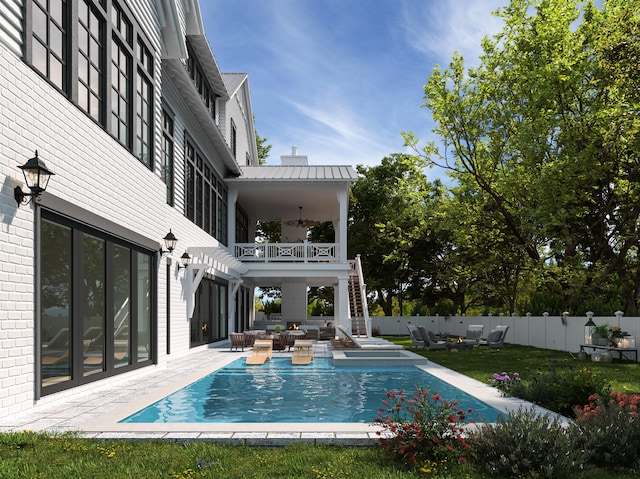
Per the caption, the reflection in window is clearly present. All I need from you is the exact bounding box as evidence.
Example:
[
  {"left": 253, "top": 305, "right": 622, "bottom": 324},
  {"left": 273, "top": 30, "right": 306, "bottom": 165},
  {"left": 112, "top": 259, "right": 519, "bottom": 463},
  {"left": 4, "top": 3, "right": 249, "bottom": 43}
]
[
  {"left": 41, "top": 219, "right": 72, "bottom": 386},
  {"left": 82, "top": 233, "right": 105, "bottom": 376},
  {"left": 113, "top": 245, "right": 130, "bottom": 367},
  {"left": 32, "top": 0, "right": 67, "bottom": 90},
  {"left": 77, "top": 0, "right": 104, "bottom": 123},
  {"left": 137, "top": 254, "right": 151, "bottom": 361}
]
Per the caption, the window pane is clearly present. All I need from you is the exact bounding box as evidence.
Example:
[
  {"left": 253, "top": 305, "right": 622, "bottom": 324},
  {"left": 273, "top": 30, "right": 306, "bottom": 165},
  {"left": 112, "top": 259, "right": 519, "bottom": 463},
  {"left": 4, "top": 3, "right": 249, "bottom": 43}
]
[
  {"left": 137, "top": 254, "right": 151, "bottom": 361},
  {"left": 78, "top": 54, "right": 88, "bottom": 83},
  {"left": 41, "top": 219, "right": 72, "bottom": 387},
  {"left": 78, "top": 83, "right": 88, "bottom": 110},
  {"left": 113, "top": 245, "right": 131, "bottom": 368},
  {"left": 32, "top": 40, "right": 48, "bottom": 76},
  {"left": 50, "top": 56, "right": 63, "bottom": 89},
  {"left": 32, "top": 4, "right": 47, "bottom": 41},
  {"left": 82, "top": 233, "right": 105, "bottom": 376},
  {"left": 50, "top": 0, "right": 64, "bottom": 26}
]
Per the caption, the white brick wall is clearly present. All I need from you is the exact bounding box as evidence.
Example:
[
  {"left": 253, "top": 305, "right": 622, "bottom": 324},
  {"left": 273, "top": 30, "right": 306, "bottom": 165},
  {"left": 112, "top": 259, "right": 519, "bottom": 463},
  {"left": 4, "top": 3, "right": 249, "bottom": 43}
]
[{"left": 0, "top": 0, "right": 262, "bottom": 420}]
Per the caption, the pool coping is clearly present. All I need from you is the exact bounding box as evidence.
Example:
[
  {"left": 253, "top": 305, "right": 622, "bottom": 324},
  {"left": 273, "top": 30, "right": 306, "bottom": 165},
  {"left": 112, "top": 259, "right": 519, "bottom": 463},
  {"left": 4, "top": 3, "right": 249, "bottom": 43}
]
[{"left": 1, "top": 344, "right": 566, "bottom": 446}]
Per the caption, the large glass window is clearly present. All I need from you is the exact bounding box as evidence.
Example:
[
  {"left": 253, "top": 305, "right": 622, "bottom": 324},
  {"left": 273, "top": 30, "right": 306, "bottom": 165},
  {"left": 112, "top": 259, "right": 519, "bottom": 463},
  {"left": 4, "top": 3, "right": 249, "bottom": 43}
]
[
  {"left": 186, "top": 44, "right": 217, "bottom": 122},
  {"left": 82, "top": 233, "right": 105, "bottom": 377},
  {"left": 137, "top": 254, "right": 151, "bottom": 361},
  {"left": 31, "top": 0, "right": 67, "bottom": 91},
  {"left": 26, "top": 0, "right": 154, "bottom": 169},
  {"left": 41, "top": 219, "right": 72, "bottom": 386},
  {"left": 135, "top": 39, "right": 153, "bottom": 167},
  {"left": 161, "top": 110, "right": 175, "bottom": 206},
  {"left": 184, "top": 138, "right": 228, "bottom": 244},
  {"left": 191, "top": 278, "right": 227, "bottom": 348},
  {"left": 39, "top": 212, "right": 155, "bottom": 396},
  {"left": 77, "top": 0, "right": 103, "bottom": 123},
  {"left": 110, "top": 3, "right": 132, "bottom": 149},
  {"left": 113, "top": 245, "right": 130, "bottom": 368}
]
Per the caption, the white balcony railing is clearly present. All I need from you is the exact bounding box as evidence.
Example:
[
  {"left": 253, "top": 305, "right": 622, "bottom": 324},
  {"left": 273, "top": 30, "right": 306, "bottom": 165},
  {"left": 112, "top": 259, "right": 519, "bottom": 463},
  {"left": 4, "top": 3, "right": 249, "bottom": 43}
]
[{"left": 234, "top": 241, "right": 337, "bottom": 262}]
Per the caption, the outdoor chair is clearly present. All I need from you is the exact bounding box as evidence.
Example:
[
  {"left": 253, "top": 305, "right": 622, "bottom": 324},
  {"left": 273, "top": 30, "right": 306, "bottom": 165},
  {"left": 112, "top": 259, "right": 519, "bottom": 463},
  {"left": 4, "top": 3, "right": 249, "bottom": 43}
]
[
  {"left": 407, "top": 324, "right": 425, "bottom": 347},
  {"left": 464, "top": 325, "right": 484, "bottom": 343},
  {"left": 230, "top": 332, "right": 246, "bottom": 351},
  {"left": 337, "top": 326, "right": 404, "bottom": 349},
  {"left": 419, "top": 326, "right": 448, "bottom": 350},
  {"left": 479, "top": 325, "right": 509, "bottom": 349}
]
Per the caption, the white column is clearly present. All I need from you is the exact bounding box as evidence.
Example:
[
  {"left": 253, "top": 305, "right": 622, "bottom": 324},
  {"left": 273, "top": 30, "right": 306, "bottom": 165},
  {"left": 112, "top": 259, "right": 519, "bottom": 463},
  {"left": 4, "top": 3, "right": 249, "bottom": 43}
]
[
  {"left": 336, "top": 189, "right": 348, "bottom": 262},
  {"left": 335, "top": 276, "right": 350, "bottom": 334},
  {"left": 227, "top": 189, "right": 238, "bottom": 251}
]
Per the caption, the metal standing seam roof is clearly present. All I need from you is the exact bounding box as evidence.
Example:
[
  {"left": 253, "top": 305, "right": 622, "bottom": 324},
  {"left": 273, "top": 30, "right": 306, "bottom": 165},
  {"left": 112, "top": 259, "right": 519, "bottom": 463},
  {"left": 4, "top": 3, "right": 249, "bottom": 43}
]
[{"left": 230, "top": 165, "right": 359, "bottom": 181}]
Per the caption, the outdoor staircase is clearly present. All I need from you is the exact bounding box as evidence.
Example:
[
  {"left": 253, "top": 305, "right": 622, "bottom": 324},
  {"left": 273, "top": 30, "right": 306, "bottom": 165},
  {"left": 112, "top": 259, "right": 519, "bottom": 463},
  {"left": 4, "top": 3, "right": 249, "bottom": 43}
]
[{"left": 348, "top": 255, "right": 370, "bottom": 337}]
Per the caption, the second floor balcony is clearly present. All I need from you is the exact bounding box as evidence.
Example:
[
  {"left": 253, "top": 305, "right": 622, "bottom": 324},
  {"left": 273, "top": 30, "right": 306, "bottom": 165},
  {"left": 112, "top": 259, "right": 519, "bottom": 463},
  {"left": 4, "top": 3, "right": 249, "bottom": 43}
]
[{"left": 235, "top": 241, "right": 338, "bottom": 262}]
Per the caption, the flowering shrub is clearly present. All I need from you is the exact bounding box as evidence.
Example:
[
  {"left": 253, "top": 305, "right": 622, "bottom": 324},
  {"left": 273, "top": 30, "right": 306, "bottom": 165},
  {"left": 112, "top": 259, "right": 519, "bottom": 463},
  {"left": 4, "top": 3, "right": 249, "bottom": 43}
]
[
  {"left": 489, "top": 362, "right": 609, "bottom": 417},
  {"left": 374, "top": 387, "right": 472, "bottom": 466},
  {"left": 469, "top": 407, "right": 583, "bottom": 478},
  {"left": 487, "top": 371, "right": 520, "bottom": 394},
  {"left": 571, "top": 391, "right": 640, "bottom": 468}
]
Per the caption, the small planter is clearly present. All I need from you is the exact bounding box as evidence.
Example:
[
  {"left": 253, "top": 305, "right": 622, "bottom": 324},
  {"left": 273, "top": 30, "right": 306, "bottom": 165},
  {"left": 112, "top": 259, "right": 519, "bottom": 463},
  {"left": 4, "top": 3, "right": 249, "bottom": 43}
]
[{"left": 593, "top": 337, "right": 609, "bottom": 346}]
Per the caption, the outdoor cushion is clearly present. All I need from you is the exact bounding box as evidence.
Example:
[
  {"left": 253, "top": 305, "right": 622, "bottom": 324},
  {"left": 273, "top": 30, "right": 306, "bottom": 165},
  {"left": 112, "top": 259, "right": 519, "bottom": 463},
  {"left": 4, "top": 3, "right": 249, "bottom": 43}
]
[{"left": 487, "top": 330, "right": 502, "bottom": 342}]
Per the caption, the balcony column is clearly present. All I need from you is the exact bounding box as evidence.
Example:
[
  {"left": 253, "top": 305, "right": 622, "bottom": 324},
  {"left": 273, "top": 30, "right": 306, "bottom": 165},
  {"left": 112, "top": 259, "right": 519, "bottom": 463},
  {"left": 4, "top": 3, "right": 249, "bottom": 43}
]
[
  {"left": 227, "top": 189, "right": 238, "bottom": 250},
  {"left": 335, "top": 275, "right": 350, "bottom": 333},
  {"left": 336, "top": 189, "right": 348, "bottom": 262}
]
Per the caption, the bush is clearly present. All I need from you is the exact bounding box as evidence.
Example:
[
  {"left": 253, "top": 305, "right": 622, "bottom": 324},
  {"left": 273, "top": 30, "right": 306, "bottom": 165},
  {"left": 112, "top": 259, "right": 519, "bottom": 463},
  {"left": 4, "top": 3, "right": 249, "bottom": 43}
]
[
  {"left": 498, "top": 363, "right": 609, "bottom": 417},
  {"left": 374, "top": 387, "right": 472, "bottom": 466},
  {"left": 571, "top": 391, "right": 640, "bottom": 468},
  {"left": 469, "top": 407, "right": 584, "bottom": 478}
]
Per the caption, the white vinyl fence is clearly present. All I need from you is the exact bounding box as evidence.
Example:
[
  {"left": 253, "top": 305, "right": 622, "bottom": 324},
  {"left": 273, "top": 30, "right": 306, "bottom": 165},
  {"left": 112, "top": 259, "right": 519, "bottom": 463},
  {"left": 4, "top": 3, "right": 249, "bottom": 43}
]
[{"left": 370, "top": 312, "right": 639, "bottom": 362}]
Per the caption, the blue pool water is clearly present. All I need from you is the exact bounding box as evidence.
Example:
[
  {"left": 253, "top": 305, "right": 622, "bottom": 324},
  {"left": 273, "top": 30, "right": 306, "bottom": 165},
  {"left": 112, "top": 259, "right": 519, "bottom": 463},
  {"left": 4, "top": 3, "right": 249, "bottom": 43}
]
[{"left": 121, "top": 358, "right": 503, "bottom": 423}]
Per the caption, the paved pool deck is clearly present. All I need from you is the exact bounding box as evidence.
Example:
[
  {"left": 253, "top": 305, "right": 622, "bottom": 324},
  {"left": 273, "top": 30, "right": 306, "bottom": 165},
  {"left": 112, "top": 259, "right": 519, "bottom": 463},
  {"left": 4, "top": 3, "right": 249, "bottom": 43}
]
[{"left": 0, "top": 341, "right": 561, "bottom": 445}]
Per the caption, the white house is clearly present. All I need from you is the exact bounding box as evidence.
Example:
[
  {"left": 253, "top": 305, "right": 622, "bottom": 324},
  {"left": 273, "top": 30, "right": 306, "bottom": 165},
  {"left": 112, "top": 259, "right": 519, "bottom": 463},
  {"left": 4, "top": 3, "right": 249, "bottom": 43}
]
[{"left": 0, "top": 0, "right": 360, "bottom": 420}]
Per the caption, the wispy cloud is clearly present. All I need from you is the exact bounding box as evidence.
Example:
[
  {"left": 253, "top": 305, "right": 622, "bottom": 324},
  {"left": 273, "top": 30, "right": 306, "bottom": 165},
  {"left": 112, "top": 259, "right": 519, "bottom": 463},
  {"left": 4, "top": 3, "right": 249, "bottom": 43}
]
[{"left": 400, "top": 0, "right": 508, "bottom": 67}]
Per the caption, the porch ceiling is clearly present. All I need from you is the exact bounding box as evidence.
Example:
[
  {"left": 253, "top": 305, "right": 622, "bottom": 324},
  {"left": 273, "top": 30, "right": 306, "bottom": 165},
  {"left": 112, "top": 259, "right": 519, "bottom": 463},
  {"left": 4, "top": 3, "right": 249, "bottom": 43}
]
[
  {"left": 234, "top": 185, "right": 340, "bottom": 221},
  {"left": 227, "top": 165, "right": 358, "bottom": 221}
]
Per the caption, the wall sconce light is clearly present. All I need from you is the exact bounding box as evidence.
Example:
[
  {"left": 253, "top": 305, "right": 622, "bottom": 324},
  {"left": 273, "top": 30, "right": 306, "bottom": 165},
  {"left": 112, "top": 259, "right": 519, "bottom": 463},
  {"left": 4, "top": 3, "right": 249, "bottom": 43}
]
[
  {"left": 14, "top": 151, "right": 55, "bottom": 206},
  {"left": 178, "top": 252, "right": 191, "bottom": 269},
  {"left": 160, "top": 229, "right": 177, "bottom": 255}
]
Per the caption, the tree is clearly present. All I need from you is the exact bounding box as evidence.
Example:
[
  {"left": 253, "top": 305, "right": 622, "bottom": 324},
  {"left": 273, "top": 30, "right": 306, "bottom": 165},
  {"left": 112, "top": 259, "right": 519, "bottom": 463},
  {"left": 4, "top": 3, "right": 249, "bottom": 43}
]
[
  {"left": 255, "top": 124, "right": 271, "bottom": 165},
  {"left": 405, "top": 0, "right": 640, "bottom": 314},
  {"left": 349, "top": 154, "right": 446, "bottom": 315}
]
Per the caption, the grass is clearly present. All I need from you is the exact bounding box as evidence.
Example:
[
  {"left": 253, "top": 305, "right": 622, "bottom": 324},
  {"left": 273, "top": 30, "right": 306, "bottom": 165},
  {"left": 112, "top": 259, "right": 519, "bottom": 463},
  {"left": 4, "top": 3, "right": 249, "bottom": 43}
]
[
  {"left": 386, "top": 338, "right": 640, "bottom": 395},
  {"left": 1, "top": 341, "right": 639, "bottom": 478}
]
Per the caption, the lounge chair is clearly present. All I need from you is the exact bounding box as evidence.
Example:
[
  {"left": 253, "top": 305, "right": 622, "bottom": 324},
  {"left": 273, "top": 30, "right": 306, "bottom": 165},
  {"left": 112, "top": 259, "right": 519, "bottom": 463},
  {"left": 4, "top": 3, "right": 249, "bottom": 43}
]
[
  {"left": 291, "top": 339, "right": 314, "bottom": 365},
  {"left": 246, "top": 339, "right": 273, "bottom": 365},
  {"left": 418, "top": 326, "right": 448, "bottom": 350},
  {"left": 337, "top": 326, "right": 404, "bottom": 349},
  {"left": 42, "top": 328, "right": 73, "bottom": 365},
  {"left": 407, "top": 324, "right": 425, "bottom": 347},
  {"left": 479, "top": 325, "right": 509, "bottom": 349}
]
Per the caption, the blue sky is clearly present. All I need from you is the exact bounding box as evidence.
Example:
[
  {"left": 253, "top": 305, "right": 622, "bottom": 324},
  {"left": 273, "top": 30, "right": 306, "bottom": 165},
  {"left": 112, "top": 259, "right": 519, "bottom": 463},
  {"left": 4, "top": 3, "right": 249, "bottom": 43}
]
[{"left": 200, "top": 0, "right": 509, "bottom": 181}]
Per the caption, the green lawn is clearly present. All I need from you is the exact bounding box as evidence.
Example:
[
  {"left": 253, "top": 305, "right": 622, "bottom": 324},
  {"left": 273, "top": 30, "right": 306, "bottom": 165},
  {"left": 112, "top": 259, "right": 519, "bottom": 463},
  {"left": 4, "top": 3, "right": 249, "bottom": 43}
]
[{"left": 386, "top": 338, "right": 640, "bottom": 395}]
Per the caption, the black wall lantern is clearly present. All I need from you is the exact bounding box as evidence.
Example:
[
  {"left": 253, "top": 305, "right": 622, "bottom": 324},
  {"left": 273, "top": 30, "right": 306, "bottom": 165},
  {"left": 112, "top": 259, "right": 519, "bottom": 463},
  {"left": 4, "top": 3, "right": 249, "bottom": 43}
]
[
  {"left": 178, "top": 252, "right": 191, "bottom": 269},
  {"left": 160, "top": 229, "right": 178, "bottom": 255},
  {"left": 14, "top": 151, "right": 55, "bottom": 206}
]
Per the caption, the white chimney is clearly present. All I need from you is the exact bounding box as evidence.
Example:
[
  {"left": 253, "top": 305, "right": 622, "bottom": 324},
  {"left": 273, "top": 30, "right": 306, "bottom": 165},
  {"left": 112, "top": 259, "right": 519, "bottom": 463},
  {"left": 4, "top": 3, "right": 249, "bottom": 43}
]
[{"left": 280, "top": 145, "right": 308, "bottom": 166}]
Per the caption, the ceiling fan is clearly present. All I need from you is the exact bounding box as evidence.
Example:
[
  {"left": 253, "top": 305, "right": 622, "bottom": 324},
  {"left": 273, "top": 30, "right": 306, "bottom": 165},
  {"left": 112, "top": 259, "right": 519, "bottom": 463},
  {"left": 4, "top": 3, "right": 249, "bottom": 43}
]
[{"left": 284, "top": 206, "right": 317, "bottom": 227}]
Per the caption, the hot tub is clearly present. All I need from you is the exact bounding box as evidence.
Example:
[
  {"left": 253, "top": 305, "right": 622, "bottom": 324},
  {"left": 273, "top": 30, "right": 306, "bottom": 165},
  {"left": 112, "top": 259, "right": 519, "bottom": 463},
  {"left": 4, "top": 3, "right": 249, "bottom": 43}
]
[{"left": 332, "top": 349, "right": 429, "bottom": 366}]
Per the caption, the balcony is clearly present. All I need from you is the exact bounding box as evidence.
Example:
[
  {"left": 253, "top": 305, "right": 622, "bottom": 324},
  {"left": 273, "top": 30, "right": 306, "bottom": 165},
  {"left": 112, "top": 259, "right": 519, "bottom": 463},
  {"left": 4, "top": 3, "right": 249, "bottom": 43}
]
[{"left": 234, "top": 241, "right": 337, "bottom": 262}]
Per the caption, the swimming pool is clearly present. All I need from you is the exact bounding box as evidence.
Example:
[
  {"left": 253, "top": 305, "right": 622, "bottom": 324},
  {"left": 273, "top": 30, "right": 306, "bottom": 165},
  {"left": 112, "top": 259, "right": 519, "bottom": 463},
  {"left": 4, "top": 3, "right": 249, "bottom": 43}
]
[{"left": 121, "top": 358, "right": 504, "bottom": 424}]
